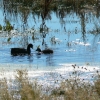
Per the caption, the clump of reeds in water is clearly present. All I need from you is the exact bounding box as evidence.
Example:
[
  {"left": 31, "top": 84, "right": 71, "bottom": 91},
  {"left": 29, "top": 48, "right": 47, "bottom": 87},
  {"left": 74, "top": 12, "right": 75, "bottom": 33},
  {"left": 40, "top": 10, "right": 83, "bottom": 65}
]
[{"left": 0, "top": 66, "right": 100, "bottom": 100}]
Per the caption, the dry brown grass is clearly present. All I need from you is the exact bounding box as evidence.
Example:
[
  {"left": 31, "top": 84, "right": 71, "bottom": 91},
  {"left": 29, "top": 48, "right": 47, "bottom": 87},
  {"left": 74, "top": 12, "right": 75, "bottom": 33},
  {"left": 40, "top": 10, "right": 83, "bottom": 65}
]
[{"left": 0, "top": 68, "right": 100, "bottom": 100}]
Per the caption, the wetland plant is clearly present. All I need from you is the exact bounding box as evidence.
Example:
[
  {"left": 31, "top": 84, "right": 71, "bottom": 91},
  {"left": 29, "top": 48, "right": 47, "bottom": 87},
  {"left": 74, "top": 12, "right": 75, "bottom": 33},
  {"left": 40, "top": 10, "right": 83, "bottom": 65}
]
[{"left": 0, "top": 66, "right": 100, "bottom": 100}]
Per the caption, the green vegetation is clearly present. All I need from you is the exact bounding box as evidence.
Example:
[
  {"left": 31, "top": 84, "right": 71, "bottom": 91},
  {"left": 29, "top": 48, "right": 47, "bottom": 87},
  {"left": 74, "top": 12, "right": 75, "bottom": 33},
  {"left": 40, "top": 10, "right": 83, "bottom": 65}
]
[
  {"left": 0, "top": 20, "right": 13, "bottom": 32},
  {"left": 4, "top": 20, "right": 13, "bottom": 32},
  {"left": 0, "top": 67, "right": 100, "bottom": 100}
]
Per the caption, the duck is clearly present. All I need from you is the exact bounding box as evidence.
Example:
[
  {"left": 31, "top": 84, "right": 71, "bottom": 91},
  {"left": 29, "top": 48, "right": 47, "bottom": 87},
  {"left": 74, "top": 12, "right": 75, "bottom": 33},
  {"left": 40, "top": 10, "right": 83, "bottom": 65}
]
[
  {"left": 36, "top": 46, "right": 53, "bottom": 54},
  {"left": 11, "top": 44, "right": 33, "bottom": 56}
]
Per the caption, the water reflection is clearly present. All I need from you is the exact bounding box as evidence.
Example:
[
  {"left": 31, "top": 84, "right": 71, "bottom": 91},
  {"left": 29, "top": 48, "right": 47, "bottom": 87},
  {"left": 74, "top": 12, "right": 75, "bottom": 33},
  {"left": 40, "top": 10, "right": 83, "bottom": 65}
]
[
  {"left": 45, "top": 54, "right": 54, "bottom": 66},
  {"left": 10, "top": 54, "right": 34, "bottom": 64},
  {"left": 27, "top": 54, "right": 34, "bottom": 63},
  {"left": 1, "top": 0, "right": 100, "bottom": 32},
  {"left": 0, "top": 0, "right": 100, "bottom": 68},
  {"left": 36, "top": 52, "right": 55, "bottom": 66}
]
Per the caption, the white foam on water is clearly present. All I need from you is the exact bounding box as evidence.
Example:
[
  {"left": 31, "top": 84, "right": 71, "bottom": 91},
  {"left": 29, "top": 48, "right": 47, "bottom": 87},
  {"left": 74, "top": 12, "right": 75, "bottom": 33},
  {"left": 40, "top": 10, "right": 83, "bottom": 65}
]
[
  {"left": 72, "top": 40, "right": 91, "bottom": 46},
  {"left": 65, "top": 49, "right": 76, "bottom": 52}
]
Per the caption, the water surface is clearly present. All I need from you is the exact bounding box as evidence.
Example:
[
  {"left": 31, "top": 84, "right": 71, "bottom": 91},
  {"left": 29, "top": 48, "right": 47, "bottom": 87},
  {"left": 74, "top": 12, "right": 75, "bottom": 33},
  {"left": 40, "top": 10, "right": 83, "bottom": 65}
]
[{"left": 0, "top": 9, "right": 100, "bottom": 85}]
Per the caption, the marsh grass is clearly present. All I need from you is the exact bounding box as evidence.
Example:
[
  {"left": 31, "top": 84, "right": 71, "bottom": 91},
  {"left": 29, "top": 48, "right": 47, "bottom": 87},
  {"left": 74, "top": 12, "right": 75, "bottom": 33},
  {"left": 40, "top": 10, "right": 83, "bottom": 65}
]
[
  {"left": 0, "top": 78, "right": 12, "bottom": 100},
  {"left": 51, "top": 78, "right": 99, "bottom": 100},
  {"left": 0, "top": 67, "right": 100, "bottom": 100}
]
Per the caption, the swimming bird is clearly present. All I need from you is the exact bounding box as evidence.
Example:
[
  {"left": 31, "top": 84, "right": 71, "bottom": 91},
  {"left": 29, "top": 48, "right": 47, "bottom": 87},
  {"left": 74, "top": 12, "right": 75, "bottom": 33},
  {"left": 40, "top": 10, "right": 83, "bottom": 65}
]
[
  {"left": 36, "top": 46, "right": 53, "bottom": 54},
  {"left": 11, "top": 44, "right": 33, "bottom": 56}
]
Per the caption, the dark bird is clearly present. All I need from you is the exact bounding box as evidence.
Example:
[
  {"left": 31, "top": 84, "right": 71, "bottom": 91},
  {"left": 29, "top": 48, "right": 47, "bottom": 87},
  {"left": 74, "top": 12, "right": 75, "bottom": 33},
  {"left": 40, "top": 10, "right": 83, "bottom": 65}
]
[
  {"left": 36, "top": 46, "right": 53, "bottom": 54},
  {"left": 11, "top": 44, "right": 33, "bottom": 56}
]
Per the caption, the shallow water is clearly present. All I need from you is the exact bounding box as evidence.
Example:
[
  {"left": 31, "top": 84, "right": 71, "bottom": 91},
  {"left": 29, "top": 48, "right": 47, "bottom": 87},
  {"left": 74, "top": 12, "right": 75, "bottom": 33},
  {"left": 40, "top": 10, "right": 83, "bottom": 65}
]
[
  {"left": 0, "top": 30, "right": 100, "bottom": 68},
  {"left": 0, "top": 10, "right": 100, "bottom": 86}
]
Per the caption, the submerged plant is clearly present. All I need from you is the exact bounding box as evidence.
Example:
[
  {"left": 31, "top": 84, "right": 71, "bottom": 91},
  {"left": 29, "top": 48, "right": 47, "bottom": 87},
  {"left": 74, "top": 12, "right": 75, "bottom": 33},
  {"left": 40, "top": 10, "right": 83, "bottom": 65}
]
[
  {"left": 0, "top": 24, "right": 2, "bottom": 30},
  {"left": 7, "top": 37, "right": 11, "bottom": 42}
]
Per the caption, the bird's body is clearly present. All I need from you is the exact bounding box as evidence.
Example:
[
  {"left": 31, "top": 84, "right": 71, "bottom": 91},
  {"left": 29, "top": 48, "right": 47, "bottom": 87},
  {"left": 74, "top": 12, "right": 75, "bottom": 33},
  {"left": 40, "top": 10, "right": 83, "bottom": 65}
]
[
  {"left": 36, "top": 47, "right": 53, "bottom": 54},
  {"left": 11, "top": 44, "right": 33, "bottom": 56},
  {"left": 42, "top": 49, "right": 53, "bottom": 54}
]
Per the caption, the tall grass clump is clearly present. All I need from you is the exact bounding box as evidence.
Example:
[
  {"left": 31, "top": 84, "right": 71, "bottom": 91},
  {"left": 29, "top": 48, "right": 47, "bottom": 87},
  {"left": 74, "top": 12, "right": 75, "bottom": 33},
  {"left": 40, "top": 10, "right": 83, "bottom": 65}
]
[
  {"left": 14, "top": 70, "right": 42, "bottom": 100},
  {"left": 0, "top": 78, "right": 12, "bottom": 100},
  {"left": 51, "top": 77, "right": 100, "bottom": 100}
]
